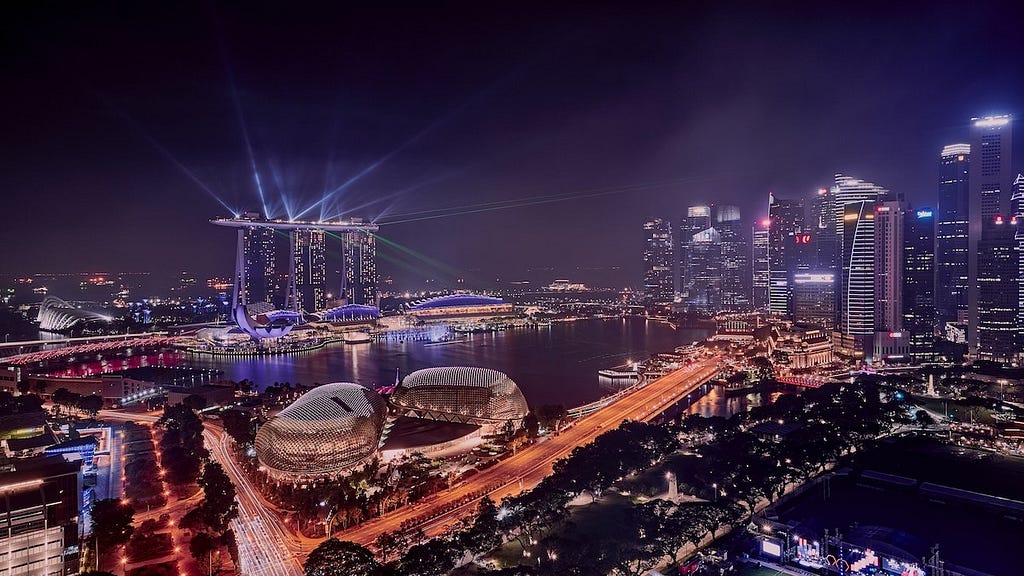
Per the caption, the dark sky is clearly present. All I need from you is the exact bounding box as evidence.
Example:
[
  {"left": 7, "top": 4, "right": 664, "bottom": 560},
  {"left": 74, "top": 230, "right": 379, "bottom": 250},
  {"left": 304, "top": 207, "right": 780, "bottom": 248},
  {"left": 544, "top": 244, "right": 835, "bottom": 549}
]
[{"left": 2, "top": 1, "right": 1022, "bottom": 289}]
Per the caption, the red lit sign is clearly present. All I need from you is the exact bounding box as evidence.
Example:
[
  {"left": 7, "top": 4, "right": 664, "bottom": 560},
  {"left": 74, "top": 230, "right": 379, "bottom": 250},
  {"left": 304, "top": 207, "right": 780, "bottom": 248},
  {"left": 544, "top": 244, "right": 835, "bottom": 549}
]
[{"left": 794, "top": 234, "right": 812, "bottom": 244}]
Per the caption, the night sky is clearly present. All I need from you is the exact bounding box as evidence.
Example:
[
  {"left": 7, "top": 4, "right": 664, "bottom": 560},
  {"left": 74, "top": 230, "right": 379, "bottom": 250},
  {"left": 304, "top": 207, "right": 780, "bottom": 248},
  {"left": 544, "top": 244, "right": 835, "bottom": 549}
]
[{"left": 2, "top": 1, "right": 1023, "bottom": 289}]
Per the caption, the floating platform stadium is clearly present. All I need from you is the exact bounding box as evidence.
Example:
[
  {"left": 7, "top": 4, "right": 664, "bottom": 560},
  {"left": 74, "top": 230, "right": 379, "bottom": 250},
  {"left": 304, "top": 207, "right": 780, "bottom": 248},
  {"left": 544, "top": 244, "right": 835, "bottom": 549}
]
[{"left": 254, "top": 367, "right": 529, "bottom": 481}]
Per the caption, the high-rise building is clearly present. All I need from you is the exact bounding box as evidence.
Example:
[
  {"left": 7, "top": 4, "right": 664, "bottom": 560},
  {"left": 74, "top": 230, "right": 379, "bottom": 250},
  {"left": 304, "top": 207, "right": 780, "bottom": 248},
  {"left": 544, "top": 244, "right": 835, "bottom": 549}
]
[
  {"left": 767, "top": 194, "right": 805, "bottom": 316},
  {"left": 678, "top": 206, "right": 712, "bottom": 301},
  {"left": 792, "top": 272, "right": 836, "bottom": 329},
  {"left": 685, "top": 227, "right": 722, "bottom": 310},
  {"left": 840, "top": 200, "right": 876, "bottom": 352},
  {"left": 976, "top": 214, "right": 1018, "bottom": 361},
  {"left": 873, "top": 200, "right": 907, "bottom": 362},
  {"left": 969, "top": 115, "right": 1012, "bottom": 357},
  {"left": 293, "top": 228, "right": 327, "bottom": 313},
  {"left": 244, "top": 225, "right": 278, "bottom": 305},
  {"left": 642, "top": 218, "right": 674, "bottom": 304},
  {"left": 833, "top": 175, "right": 888, "bottom": 356},
  {"left": 751, "top": 224, "right": 769, "bottom": 310},
  {"left": 1014, "top": 175, "right": 1024, "bottom": 354},
  {"left": 716, "top": 206, "right": 750, "bottom": 310},
  {"left": 904, "top": 208, "right": 936, "bottom": 362},
  {"left": 936, "top": 144, "right": 970, "bottom": 327},
  {"left": 343, "top": 230, "right": 378, "bottom": 306},
  {"left": 810, "top": 187, "right": 840, "bottom": 274},
  {"left": 0, "top": 455, "right": 83, "bottom": 576},
  {"left": 833, "top": 174, "right": 890, "bottom": 239}
]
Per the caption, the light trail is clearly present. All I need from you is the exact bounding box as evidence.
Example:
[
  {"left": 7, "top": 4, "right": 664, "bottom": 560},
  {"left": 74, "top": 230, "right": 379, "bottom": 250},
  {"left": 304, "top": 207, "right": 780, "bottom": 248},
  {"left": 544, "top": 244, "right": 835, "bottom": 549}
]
[
  {"left": 379, "top": 176, "right": 719, "bottom": 225},
  {"left": 211, "top": 3, "right": 271, "bottom": 219},
  {"left": 93, "top": 92, "right": 239, "bottom": 216}
]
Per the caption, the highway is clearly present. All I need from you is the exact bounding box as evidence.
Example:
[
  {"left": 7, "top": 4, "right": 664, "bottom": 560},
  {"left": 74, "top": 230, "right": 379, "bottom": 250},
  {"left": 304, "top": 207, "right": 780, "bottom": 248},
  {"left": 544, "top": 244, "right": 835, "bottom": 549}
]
[
  {"left": 205, "top": 426, "right": 303, "bottom": 576},
  {"left": 334, "top": 357, "right": 721, "bottom": 547},
  {"left": 99, "top": 409, "right": 302, "bottom": 576}
]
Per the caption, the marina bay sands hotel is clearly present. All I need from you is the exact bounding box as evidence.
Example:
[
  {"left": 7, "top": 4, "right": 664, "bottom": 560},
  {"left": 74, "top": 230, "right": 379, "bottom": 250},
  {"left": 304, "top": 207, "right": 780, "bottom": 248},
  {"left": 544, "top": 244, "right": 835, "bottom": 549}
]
[{"left": 212, "top": 213, "right": 379, "bottom": 325}]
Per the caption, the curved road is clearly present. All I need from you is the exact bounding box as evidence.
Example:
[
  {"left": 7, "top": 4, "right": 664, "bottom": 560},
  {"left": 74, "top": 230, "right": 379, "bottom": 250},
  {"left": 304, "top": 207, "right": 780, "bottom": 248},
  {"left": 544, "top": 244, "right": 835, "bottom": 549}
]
[
  {"left": 334, "top": 357, "right": 721, "bottom": 547},
  {"left": 99, "top": 356, "right": 720, "bottom": 572}
]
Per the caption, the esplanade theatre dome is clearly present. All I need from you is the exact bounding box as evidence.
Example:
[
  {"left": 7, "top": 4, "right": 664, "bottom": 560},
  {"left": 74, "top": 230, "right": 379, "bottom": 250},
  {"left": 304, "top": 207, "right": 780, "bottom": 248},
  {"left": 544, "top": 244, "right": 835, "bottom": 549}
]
[
  {"left": 255, "top": 383, "right": 387, "bottom": 480},
  {"left": 390, "top": 367, "right": 529, "bottom": 429}
]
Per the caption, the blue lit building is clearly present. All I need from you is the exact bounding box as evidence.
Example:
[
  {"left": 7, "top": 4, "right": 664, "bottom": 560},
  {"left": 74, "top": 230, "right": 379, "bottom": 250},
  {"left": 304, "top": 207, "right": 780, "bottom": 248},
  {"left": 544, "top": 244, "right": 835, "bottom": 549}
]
[{"left": 405, "top": 294, "right": 516, "bottom": 320}]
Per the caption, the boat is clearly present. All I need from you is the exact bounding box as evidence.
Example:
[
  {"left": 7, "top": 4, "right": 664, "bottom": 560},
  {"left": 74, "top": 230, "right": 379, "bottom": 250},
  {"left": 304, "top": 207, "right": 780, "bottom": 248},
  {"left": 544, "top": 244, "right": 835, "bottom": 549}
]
[
  {"left": 598, "top": 369, "right": 640, "bottom": 380},
  {"left": 343, "top": 332, "right": 372, "bottom": 344}
]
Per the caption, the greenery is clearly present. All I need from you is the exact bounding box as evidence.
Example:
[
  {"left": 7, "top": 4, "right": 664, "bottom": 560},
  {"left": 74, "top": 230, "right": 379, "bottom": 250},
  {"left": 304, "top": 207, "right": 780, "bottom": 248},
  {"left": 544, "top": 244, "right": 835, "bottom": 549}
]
[
  {"left": 91, "top": 498, "right": 135, "bottom": 549},
  {"left": 157, "top": 404, "right": 208, "bottom": 485},
  {"left": 197, "top": 461, "right": 238, "bottom": 533},
  {"left": 304, "top": 538, "right": 382, "bottom": 576}
]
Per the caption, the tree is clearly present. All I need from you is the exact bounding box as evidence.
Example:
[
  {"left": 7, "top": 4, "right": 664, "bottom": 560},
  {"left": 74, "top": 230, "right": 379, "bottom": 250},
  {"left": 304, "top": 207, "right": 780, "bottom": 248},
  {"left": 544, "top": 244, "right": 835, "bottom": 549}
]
[
  {"left": 523, "top": 413, "right": 540, "bottom": 438},
  {"left": 396, "top": 538, "right": 458, "bottom": 576},
  {"left": 51, "top": 387, "right": 81, "bottom": 417},
  {"left": 914, "top": 409, "right": 935, "bottom": 427},
  {"left": 220, "top": 409, "right": 256, "bottom": 446},
  {"left": 91, "top": 498, "right": 135, "bottom": 549},
  {"left": 458, "top": 496, "right": 501, "bottom": 555},
  {"left": 304, "top": 538, "right": 381, "bottom": 576},
  {"left": 199, "top": 462, "right": 238, "bottom": 533},
  {"left": 162, "top": 443, "right": 203, "bottom": 485},
  {"left": 373, "top": 531, "right": 400, "bottom": 564},
  {"left": 183, "top": 394, "right": 208, "bottom": 412},
  {"left": 189, "top": 532, "right": 217, "bottom": 562},
  {"left": 77, "top": 394, "right": 105, "bottom": 418}
]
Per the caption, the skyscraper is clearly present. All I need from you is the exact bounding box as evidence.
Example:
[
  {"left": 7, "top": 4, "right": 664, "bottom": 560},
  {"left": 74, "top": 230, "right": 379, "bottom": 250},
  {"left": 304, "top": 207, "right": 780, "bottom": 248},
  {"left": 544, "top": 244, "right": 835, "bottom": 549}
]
[
  {"left": 244, "top": 225, "right": 278, "bottom": 305},
  {"left": 716, "top": 205, "right": 750, "bottom": 310},
  {"left": 767, "top": 194, "right": 804, "bottom": 316},
  {"left": 343, "top": 230, "right": 378, "bottom": 306},
  {"left": 873, "top": 200, "right": 907, "bottom": 362},
  {"left": 833, "top": 174, "right": 888, "bottom": 355},
  {"left": 810, "top": 187, "right": 839, "bottom": 274},
  {"left": 976, "top": 214, "right": 1018, "bottom": 361},
  {"left": 840, "top": 200, "right": 875, "bottom": 356},
  {"left": 936, "top": 144, "right": 970, "bottom": 327},
  {"left": 968, "top": 115, "right": 1012, "bottom": 357},
  {"left": 1014, "top": 175, "right": 1024, "bottom": 354},
  {"left": 678, "top": 206, "right": 712, "bottom": 301},
  {"left": 904, "top": 208, "right": 936, "bottom": 362},
  {"left": 686, "top": 227, "right": 722, "bottom": 310},
  {"left": 751, "top": 224, "right": 769, "bottom": 310},
  {"left": 792, "top": 272, "right": 836, "bottom": 329},
  {"left": 642, "top": 218, "right": 674, "bottom": 304},
  {"left": 294, "top": 228, "right": 327, "bottom": 313},
  {"left": 833, "top": 174, "right": 889, "bottom": 238}
]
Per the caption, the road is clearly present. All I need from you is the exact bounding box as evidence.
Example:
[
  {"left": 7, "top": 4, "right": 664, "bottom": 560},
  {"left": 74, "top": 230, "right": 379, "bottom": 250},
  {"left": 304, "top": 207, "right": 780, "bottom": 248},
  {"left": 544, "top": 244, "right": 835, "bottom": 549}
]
[
  {"left": 99, "top": 409, "right": 302, "bottom": 576},
  {"left": 98, "top": 357, "right": 719, "bottom": 569},
  {"left": 204, "top": 426, "right": 303, "bottom": 576},
  {"left": 333, "top": 357, "right": 721, "bottom": 547}
]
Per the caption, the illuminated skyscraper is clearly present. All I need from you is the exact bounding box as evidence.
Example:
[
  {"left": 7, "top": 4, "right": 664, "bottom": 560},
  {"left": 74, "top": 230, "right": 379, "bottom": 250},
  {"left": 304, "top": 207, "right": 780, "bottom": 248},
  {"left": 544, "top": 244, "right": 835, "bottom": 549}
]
[
  {"left": 642, "top": 218, "right": 674, "bottom": 303},
  {"left": 873, "top": 200, "right": 907, "bottom": 361},
  {"left": 969, "top": 115, "right": 1012, "bottom": 357},
  {"left": 678, "top": 206, "right": 711, "bottom": 301},
  {"left": 904, "top": 208, "right": 936, "bottom": 362},
  {"left": 343, "top": 230, "right": 378, "bottom": 306},
  {"left": 767, "top": 194, "right": 804, "bottom": 316},
  {"left": 976, "top": 214, "right": 1018, "bottom": 361},
  {"left": 716, "top": 205, "right": 750, "bottom": 310},
  {"left": 244, "top": 225, "right": 278, "bottom": 305},
  {"left": 1014, "top": 175, "right": 1024, "bottom": 354},
  {"left": 840, "top": 200, "right": 875, "bottom": 355},
  {"left": 751, "top": 224, "right": 769, "bottom": 310},
  {"left": 936, "top": 144, "right": 970, "bottom": 327},
  {"left": 686, "top": 227, "right": 722, "bottom": 310},
  {"left": 792, "top": 272, "right": 836, "bottom": 329},
  {"left": 293, "top": 228, "right": 327, "bottom": 312}
]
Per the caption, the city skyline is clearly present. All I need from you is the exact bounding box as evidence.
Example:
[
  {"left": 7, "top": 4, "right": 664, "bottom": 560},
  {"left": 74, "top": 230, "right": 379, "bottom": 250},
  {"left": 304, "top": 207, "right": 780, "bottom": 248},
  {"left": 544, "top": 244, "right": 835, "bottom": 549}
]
[{"left": 3, "top": 2, "right": 1024, "bottom": 288}]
